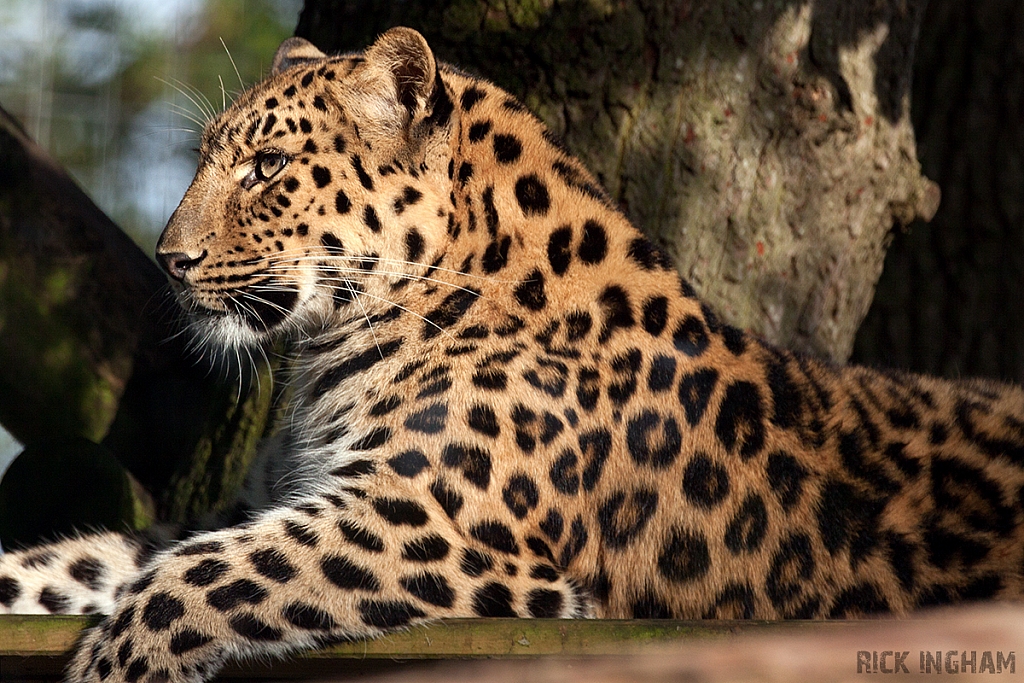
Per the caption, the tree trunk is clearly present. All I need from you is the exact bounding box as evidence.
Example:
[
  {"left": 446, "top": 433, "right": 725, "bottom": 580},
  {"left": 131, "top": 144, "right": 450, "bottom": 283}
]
[
  {"left": 852, "top": 0, "right": 1024, "bottom": 384},
  {"left": 297, "top": 0, "right": 938, "bottom": 363}
]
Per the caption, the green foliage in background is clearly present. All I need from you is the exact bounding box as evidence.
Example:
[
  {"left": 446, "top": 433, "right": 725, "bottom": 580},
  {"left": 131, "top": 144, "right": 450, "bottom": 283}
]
[{"left": 0, "top": 0, "right": 299, "bottom": 251}]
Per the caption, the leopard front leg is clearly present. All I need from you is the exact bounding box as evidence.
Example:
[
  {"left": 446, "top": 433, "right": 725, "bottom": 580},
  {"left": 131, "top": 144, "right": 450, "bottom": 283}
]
[
  {"left": 0, "top": 532, "right": 148, "bottom": 615},
  {"left": 65, "top": 490, "right": 589, "bottom": 683}
]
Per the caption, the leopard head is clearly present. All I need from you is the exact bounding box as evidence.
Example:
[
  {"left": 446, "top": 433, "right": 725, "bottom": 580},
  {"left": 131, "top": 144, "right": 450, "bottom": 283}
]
[{"left": 156, "top": 28, "right": 456, "bottom": 349}]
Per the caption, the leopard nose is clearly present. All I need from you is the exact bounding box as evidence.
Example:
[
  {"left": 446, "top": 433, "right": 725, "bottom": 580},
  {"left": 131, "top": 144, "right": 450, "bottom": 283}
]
[{"left": 158, "top": 250, "right": 207, "bottom": 281}]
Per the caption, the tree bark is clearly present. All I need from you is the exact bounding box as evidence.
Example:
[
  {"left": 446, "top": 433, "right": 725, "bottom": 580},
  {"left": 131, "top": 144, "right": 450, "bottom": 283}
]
[
  {"left": 297, "top": 0, "right": 937, "bottom": 363},
  {"left": 852, "top": 0, "right": 1024, "bottom": 384}
]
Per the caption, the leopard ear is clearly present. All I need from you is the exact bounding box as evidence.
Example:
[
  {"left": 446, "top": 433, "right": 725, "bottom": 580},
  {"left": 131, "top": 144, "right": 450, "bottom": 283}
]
[
  {"left": 271, "top": 37, "right": 326, "bottom": 75},
  {"left": 357, "top": 27, "right": 449, "bottom": 129}
]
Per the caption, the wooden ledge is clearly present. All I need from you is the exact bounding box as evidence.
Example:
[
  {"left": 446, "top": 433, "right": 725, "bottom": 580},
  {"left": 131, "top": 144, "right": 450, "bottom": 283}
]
[
  {"left": 5, "top": 608, "right": 1022, "bottom": 681},
  {"left": 0, "top": 615, "right": 792, "bottom": 680},
  {"left": 0, "top": 615, "right": 794, "bottom": 658}
]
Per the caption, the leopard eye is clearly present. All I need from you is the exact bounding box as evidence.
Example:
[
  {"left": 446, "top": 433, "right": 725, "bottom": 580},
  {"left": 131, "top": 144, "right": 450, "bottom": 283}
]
[{"left": 255, "top": 151, "right": 289, "bottom": 181}]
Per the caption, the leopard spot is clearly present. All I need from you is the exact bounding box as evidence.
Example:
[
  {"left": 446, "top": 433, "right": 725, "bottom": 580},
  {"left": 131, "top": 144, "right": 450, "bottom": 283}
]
[
  {"left": 373, "top": 498, "right": 429, "bottom": 527},
  {"left": 283, "top": 602, "right": 337, "bottom": 630},
  {"left": 540, "top": 509, "right": 565, "bottom": 542},
  {"left": 460, "top": 548, "right": 494, "bottom": 577},
  {"left": 471, "top": 520, "right": 520, "bottom": 555},
  {"left": 598, "top": 488, "right": 659, "bottom": 549},
  {"left": 502, "top": 474, "right": 540, "bottom": 519},
  {"left": 249, "top": 548, "right": 297, "bottom": 583},
  {"left": 229, "top": 613, "right": 282, "bottom": 641},
  {"left": 547, "top": 225, "right": 572, "bottom": 275},
  {"left": 388, "top": 450, "right": 431, "bottom": 478},
  {"left": 468, "top": 120, "right": 492, "bottom": 142},
  {"left": 724, "top": 493, "right": 769, "bottom": 554},
  {"left": 401, "top": 572, "right": 455, "bottom": 608},
  {"left": 515, "top": 174, "right": 550, "bottom": 216},
  {"left": 38, "top": 587, "right": 70, "bottom": 614},
  {"left": 515, "top": 269, "right": 548, "bottom": 310},
  {"left": 330, "top": 459, "right": 376, "bottom": 477},
  {"left": 703, "top": 583, "right": 757, "bottom": 619},
  {"left": 338, "top": 520, "right": 385, "bottom": 553},
  {"left": 311, "top": 165, "right": 332, "bottom": 188},
  {"left": 673, "top": 315, "right": 710, "bottom": 356},
  {"left": 631, "top": 590, "right": 674, "bottom": 618},
  {"left": 765, "top": 533, "right": 816, "bottom": 612},
  {"left": 124, "top": 658, "right": 149, "bottom": 682},
  {"left": 402, "top": 535, "right": 451, "bottom": 563},
  {"left": 68, "top": 557, "right": 106, "bottom": 591},
  {"left": 405, "top": 403, "right": 449, "bottom": 434},
  {"left": 284, "top": 520, "right": 320, "bottom": 547},
  {"left": 0, "top": 576, "right": 20, "bottom": 607},
  {"left": 715, "top": 380, "right": 766, "bottom": 460},
  {"left": 320, "top": 555, "right": 381, "bottom": 592},
  {"left": 641, "top": 296, "right": 669, "bottom": 336},
  {"left": 549, "top": 448, "right": 580, "bottom": 495},
  {"left": 430, "top": 477, "right": 465, "bottom": 519},
  {"left": 578, "top": 220, "right": 608, "bottom": 264},
  {"left": 142, "top": 592, "right": 185, "bottom": 631},
  {"left": 442, "top": 443, "right": 492, "bottom": 490},
  {"left": 460, "top": 86, "right": 485, "bottom": 112},
  {"left": 657, "top": 527, "right": 711, "bottom": 583},
  {"left": 626, "top": 410, "right": 682, "bottom": 469},
  {"left": 169, "top": 628, "right": 213, "bottom": 655},
  {"left": 468, "top": 404, "right": 501, "bottom": 438},
  {"left": 527, "top": 588, "right": 563, "bottom": 617},
  {"left": 827, "top": 583, "right": 889, "bottom": 618},
  {"left": 766, "top": 450, "right": 809, "bottom": 510},
  {"left": 207, "top": 579, "right": 268, "bottom": 611},
  {"left": 493, "top": 133, "right": 523, "bottom": 164},
  {"left": 472, "top": 582, "right": 516, "bottom": 617},
  {"left": 682, "top": 452, "right": 730, "bottom": 509},
  {"left": 359, "top": 599, "right": 426, "bottom": 629},
  {"left": 183, "top": 558, "right": 230, "bottom": 587},
  {"left": 558, "top": 516, "right": 589, "bottom": 567}
]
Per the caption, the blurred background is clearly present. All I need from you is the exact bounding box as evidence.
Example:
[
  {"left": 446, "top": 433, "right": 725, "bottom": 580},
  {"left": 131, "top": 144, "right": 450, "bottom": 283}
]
[{"left": 0, "top": 0, "right": 302, "bottom": 479}]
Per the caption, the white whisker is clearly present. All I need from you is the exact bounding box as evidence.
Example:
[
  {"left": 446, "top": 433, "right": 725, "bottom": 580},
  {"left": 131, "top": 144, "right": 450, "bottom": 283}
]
[
  {"left": 157, "top": 77, "right": 215, "bottom": 125},
  {"left": 347, "top": 279, "right": 385, "bottom": 360},
  {"left": 262, "top": 250, "right": 516, "bottom": 284},
  {"left": 220, "top": 37, "right": 245, "bottom": 90}
]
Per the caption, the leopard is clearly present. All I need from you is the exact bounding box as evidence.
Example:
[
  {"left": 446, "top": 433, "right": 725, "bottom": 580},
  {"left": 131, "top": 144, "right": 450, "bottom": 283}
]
[{"left": 2, "top": 26, "right": 1024, "bottom": 683}]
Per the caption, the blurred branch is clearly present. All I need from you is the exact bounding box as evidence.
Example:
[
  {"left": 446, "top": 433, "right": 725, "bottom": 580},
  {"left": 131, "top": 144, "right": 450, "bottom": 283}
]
[
  {"left": 0, "top": 104, "right": 270, "bottom": 543},
  {"left": 0, "top": 106, "right": 160, "bottom": 445}
]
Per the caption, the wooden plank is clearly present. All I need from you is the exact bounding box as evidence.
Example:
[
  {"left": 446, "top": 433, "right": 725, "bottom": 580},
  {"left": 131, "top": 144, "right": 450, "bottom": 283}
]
[
  {"left": 0, "top": 615, "right": 795, "bottom": 659},
  {"left": 306, "top": 618, "right": 788, "bottom": 658},
  {"left": 0, "top": 615, "right": 800, "bottom": 681},
  {"left": 0, "top": 616, "right": 97, "bottom": 656},
  {"left": 5, "top": 608, "right": 1023, "bottom": 682},
  {"left": 335, "top": 605, "right": 1024, "bottom": 683}
]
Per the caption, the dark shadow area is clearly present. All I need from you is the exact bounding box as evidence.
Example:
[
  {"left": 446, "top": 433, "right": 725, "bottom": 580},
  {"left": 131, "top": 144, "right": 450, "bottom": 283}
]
[{"left": 853, "top": 0, "right": 1024, "bottom": 384}]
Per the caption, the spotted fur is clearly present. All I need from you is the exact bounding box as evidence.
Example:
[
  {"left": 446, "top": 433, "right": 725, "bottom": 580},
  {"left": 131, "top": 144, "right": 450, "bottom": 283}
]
[{"left": 2, "top": 28, "right": 1024, "bottom": 683}]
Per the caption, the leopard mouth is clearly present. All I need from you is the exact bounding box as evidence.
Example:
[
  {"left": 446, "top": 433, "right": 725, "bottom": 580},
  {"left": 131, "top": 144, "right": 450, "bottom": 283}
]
[
  {"left": 222, "top": 285, "right": 300, "bottom": 332},
  {"left": 182, "top": 279, "right": 300, "bottom": 333}
]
